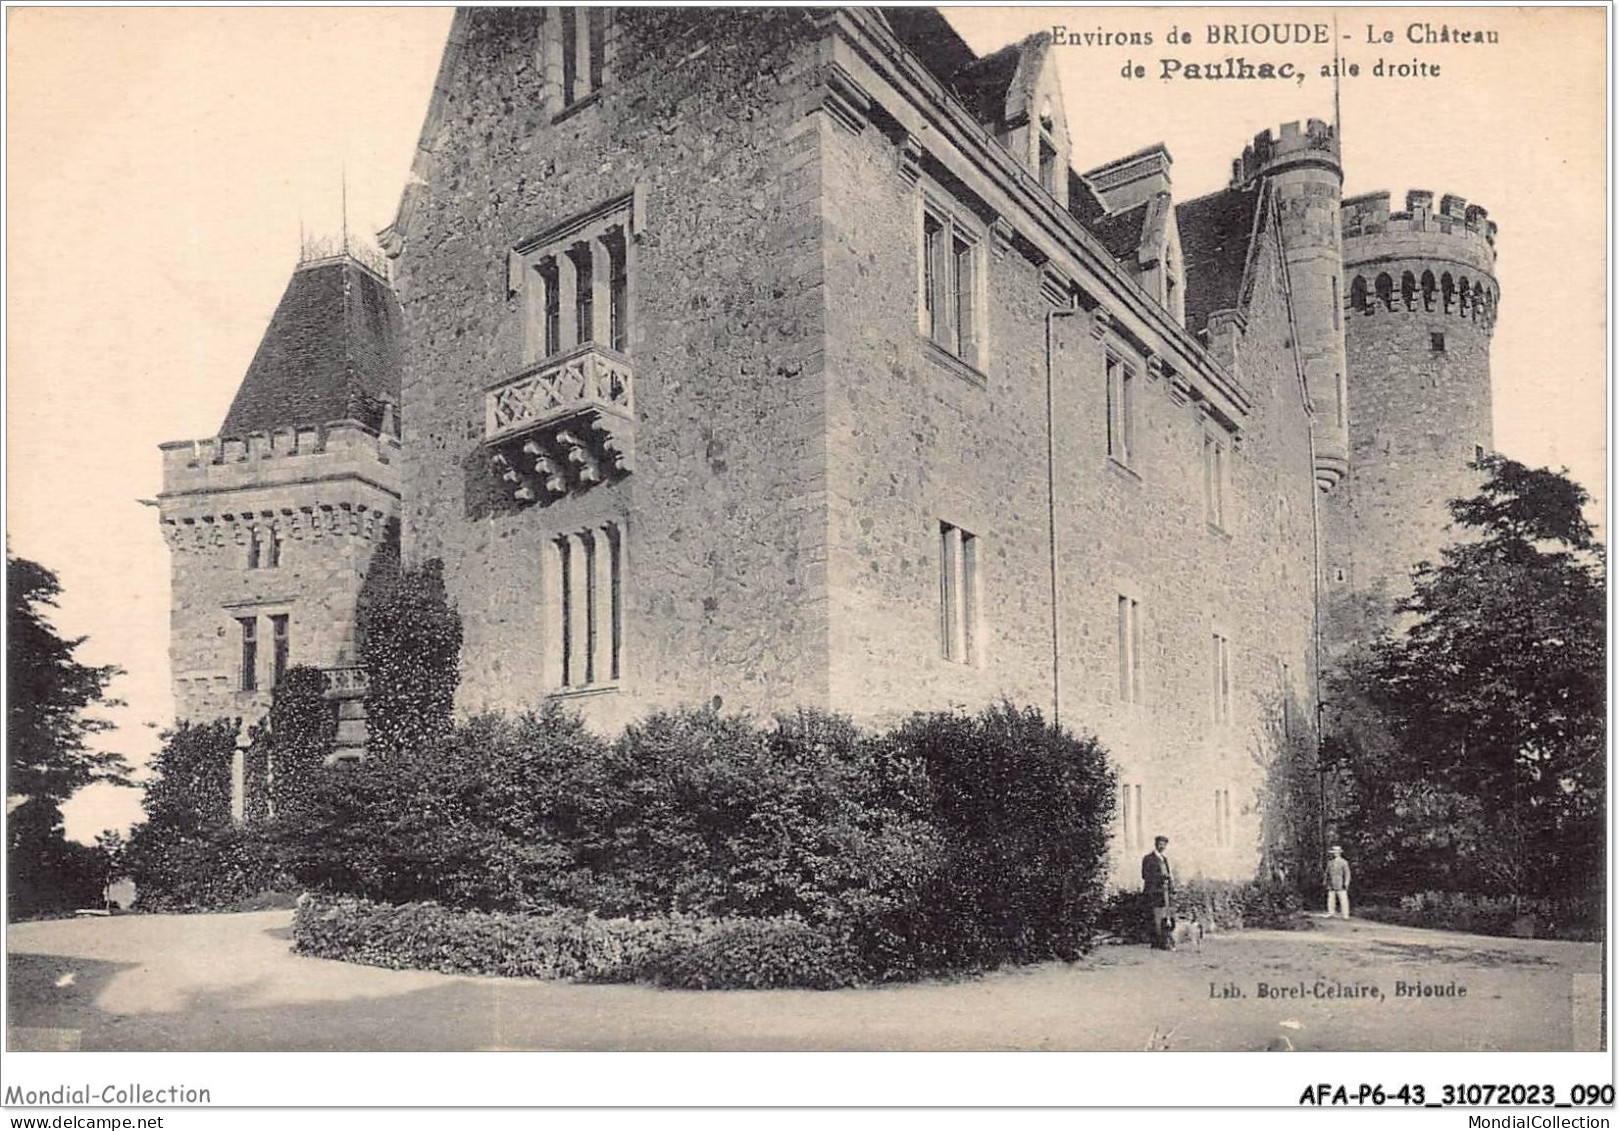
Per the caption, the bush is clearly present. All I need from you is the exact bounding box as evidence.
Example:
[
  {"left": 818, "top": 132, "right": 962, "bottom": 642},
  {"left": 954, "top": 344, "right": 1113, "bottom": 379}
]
[
  {"left": 878, "top": 703, "right": 1116, "bottom": 973},
  {"left": 293, "top": 893, "right": 854, "bottom": 988},
  {"left": 359, "top": 554, "right": 462, "bottom": 762},
  {"left": 1098, "top": 878, "right": 1311, "bottom": 941},
  {"left": 642, "top": 916, "right": 858, "bottom": 990},
  {"left": 277, "top": 702, "right": 1116, "bottom": 982},
  {"left": 1356, "top": 891, "right": 1601, "bottom": 941},
  {"left": 126, "top": 824, "right": 287, "bottom": 912}
]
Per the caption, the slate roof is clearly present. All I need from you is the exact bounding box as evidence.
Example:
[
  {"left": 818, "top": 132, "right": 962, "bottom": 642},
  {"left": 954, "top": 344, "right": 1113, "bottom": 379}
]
[
  {"left": 880, "top": 7, "right": 977, "bottom": 85},
  {"left": 219, "top": 257, "right": 403, "bottom": 438},
  {"left": 1176, "top": 185, "right": 1264, "bottom": 336},
  {"left": 1067, "top": 175, "right": 1109, "bottom": 227},
  {"left": 1088, "top": 201, "right": 1149, "bottom": 266},
  {"left": 949, "top": 40, "right": 1023, "bottom": 128}
]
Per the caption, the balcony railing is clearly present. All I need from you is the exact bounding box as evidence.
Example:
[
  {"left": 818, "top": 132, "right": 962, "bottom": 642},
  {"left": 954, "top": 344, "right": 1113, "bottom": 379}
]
[
  {"left": 321, "top": 666, "right": 368, "bottom": 698},
  {"left": 485, "top": 344, "right": 635, "bottom": 505}
]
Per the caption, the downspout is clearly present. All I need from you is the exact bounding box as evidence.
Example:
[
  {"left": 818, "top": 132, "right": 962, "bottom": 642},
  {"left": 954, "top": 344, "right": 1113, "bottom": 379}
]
[{"left": 1045, "top": 305, "right": 1080, "bottom": 727}]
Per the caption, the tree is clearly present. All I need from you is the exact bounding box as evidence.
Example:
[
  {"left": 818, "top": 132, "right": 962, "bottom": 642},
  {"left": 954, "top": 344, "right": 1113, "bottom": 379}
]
[
  {"left": 6, "top": 553, "right": 130, "bottom": 916},
  {"left": 1339, "top": 456, "right": 1605, "bottom": 900}
]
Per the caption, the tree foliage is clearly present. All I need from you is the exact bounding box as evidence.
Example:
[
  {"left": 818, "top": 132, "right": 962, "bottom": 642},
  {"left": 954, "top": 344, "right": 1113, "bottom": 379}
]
[
  {"left": 1330, "top": 456, "right": 1605, "bottom": 899},
  {"left": 7, "top": 553, "right": 128, "bottom": 810},
  {"left": 6, "top": 553, "right": 129, "bottom": 917}
]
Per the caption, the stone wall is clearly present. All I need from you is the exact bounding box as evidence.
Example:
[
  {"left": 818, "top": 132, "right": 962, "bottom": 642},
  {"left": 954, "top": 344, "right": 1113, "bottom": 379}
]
[
  {"left": 820, "top": 114, "right": 1319, "bottom": 881},
  {"left": 392, "top": 9, "right": 832, "bottom": 730},
  {"left": 1325, "top": 202, "right": 1497, "bottom": 643},
  {"left": 392, "top": 8, "right": 1321, "bottom": 882},
  {"left": 158, "top": 422, "right": 401, "bottom": 727}
]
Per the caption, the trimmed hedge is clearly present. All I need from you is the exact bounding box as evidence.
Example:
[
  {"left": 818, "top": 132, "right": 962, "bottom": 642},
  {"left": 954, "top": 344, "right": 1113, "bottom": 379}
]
[
  {"left": 293, "top": 893, "right": 857, "bottom": 988},
  {"left": 644, "top": 916, "right": 859, "bottom": 990}
]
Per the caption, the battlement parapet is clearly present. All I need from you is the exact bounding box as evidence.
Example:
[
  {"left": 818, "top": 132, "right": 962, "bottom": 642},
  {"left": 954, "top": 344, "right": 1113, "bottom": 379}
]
[
  {"left": 1341, "top": 188, "right": 1498, "bottom": 273},
  {"left": 160, "top": 418, "right": 402, "bottom": 500},
  {"left": 1230, "top": 118, "right": 1340, "bottom": 186}
]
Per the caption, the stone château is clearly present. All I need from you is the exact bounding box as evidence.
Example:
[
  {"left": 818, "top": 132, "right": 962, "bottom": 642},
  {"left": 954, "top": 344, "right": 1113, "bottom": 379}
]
[{"left": 157, "top": 8, "right": 1497, "bottom": 877}]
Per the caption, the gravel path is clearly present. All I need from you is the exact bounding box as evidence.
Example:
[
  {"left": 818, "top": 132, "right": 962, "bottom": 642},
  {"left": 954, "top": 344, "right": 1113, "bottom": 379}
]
[{"left": 6, "top": 910, "right": 1602, "bottom": 1051}]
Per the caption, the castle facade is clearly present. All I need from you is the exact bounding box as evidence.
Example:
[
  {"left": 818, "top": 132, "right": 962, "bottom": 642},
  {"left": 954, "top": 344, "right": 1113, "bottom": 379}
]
[{"left": 158, "top": 8, "right": 1496, "bottom": 878}]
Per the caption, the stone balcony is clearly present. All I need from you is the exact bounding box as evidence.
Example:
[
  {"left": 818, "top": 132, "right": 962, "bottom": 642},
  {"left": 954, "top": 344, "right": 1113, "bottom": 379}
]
[{"left": 485, "top": 344, "right": 635, "bottom": 505}]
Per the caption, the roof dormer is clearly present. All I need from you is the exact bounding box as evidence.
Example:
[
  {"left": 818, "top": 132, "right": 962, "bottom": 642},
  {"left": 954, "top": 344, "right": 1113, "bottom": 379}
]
[{"left": 949, "top": 32, "right": 1069, "bottom": 202}]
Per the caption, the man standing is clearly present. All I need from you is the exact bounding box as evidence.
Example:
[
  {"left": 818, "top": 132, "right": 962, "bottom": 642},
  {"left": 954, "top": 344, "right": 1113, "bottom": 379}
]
[
  {"left": 1326, "top": 845, "right": 1352, "bottom": 918},
  {"left": 1141, "top": 835, "right": 1174, "bottom": 948}
]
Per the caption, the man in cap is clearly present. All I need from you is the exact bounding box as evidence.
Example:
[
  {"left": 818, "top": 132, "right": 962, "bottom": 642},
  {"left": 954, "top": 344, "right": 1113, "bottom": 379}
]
[
  {"left": 1326, "top": 845, "right": 1352, "bottom": 918},
  {"left": 1141, "top": 835, "right": 1174, "bottom": 947}
]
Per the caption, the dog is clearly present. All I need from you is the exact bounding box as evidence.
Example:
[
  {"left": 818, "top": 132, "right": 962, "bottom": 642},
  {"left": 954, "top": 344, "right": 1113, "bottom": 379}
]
[{"left": 1166, "top": 915, "right": 1204, "bottom": 951}]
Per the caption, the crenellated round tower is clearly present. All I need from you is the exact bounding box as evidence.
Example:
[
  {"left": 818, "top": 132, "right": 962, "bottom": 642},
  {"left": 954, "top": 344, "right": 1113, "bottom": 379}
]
[
  {"left": 1325, "top": 189, "right": 1499, "bottom": 642},
  {"left": 1232, "top": 118, "right": 1350, "bottom": 491}
]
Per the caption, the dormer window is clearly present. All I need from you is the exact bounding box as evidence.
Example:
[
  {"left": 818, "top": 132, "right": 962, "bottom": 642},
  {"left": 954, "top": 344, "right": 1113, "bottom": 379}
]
[
  {"left": 1039, "top": 137, "right": 1058, "bottom": 194},
  {"left": 1037, "top": 98, "right": 1059, "bottom": 194}
]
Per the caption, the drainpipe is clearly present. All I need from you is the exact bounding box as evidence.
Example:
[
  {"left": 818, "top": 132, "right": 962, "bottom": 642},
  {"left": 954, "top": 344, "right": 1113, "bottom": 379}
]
[{"left": 1045, "top": 305, "right": 1080, "bottom": 728}]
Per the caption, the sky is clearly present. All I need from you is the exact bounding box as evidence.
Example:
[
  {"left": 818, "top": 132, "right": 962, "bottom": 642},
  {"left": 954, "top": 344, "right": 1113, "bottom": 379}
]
[{"left": 6, "top": 7, "right": 1606, "bottom": 843}]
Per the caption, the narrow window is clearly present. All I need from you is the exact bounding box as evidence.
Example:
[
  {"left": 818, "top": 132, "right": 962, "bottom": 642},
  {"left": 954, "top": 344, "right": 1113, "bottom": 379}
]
[
  {"left": 539, "top": 257, "right": 561, "bottom": 357},
  {"left": 1211, "top": 632, "right": 1232, "bottom": 723},
  {"left": 270, "top": 614, "right": 289, "bottom": 686},
  {"left": 1431, "top": 331, "right": 1446, "bottom": 353},
  {"left": 266, "top": 527, "right": 282, "bottom": 569},
  {"left": 560, "top": 9, "right": 579, "bottom": 104},
  {"left": 1204, "top": 432, "right": 1229, "bottom": 530},
  {"left": 951, "top": 234, "right": 974, "bottom": 359},
  {"left": 1039, "top": 136, "right": 1058, "bottom": 194},
  {"left": 1331, "top": 276, "right": 1341, "bottom": 328},
  {"left": 1117, "top": 595, "right": 1142, "bottom": 702},
  {"left": 607, "top": 525, "right": 623, "bottom": 681},
  {"left": 922, "top": 212, "right": 945, "bottom": 345},
  {"left": 1473, "top": 443, "right": 1485, "bottom": 464},
  {"left": 961, "top": 528, "right": 978, "bottom": 662},
  {"left": 1336, "top": 370, "right": 1347, "bottom": 430},
  {"left": 920, "top": 203, "right": 979, "bottom": 365},
  {"left": 587, "top": 8, "right": 606, "bottom": 93},
  {"left": 558, "top": 538, "right": 574, "bottom": 688},
  {"left": 238, "top": 617, "right": 258, "bottom": 692},
  {"left": 568, "top": 243, "right": 594, "bottom": 345},
  {"left": 1106, "top": 356, "right": 1133, "bottom": 464},
  {"left": 583, "top": 533, "right": 598, "bottom": 686},
  {"left": 606, "top": 230, "right": 628, "bottom": 353},
  {"left": 939, "top": 521, "right": 978, "bottom": 664},
  {"left": 247, "top": 528, "right": 261, "bottom": 570}
]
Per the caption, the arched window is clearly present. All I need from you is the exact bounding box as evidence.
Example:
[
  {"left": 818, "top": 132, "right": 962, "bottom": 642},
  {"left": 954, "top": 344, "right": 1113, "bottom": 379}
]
[
  {"left": 1441, "top": 272, "right": 1455, "bottom": 312},
  {"left": 1349, "top": 275, "right": 1368, "bottom": 313},
  {"left": 1421, "top": 270, "right": 1436, "bottom": 311},
  {"left": 1457, "top": 276, "right": 1471, "bottom": 315},
  {"left": 1375, "top": 272, "right": 1393, "bottom": 310},
  {"left": 1400, "top": 271, "right": 1416, "bottom": 311}
]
